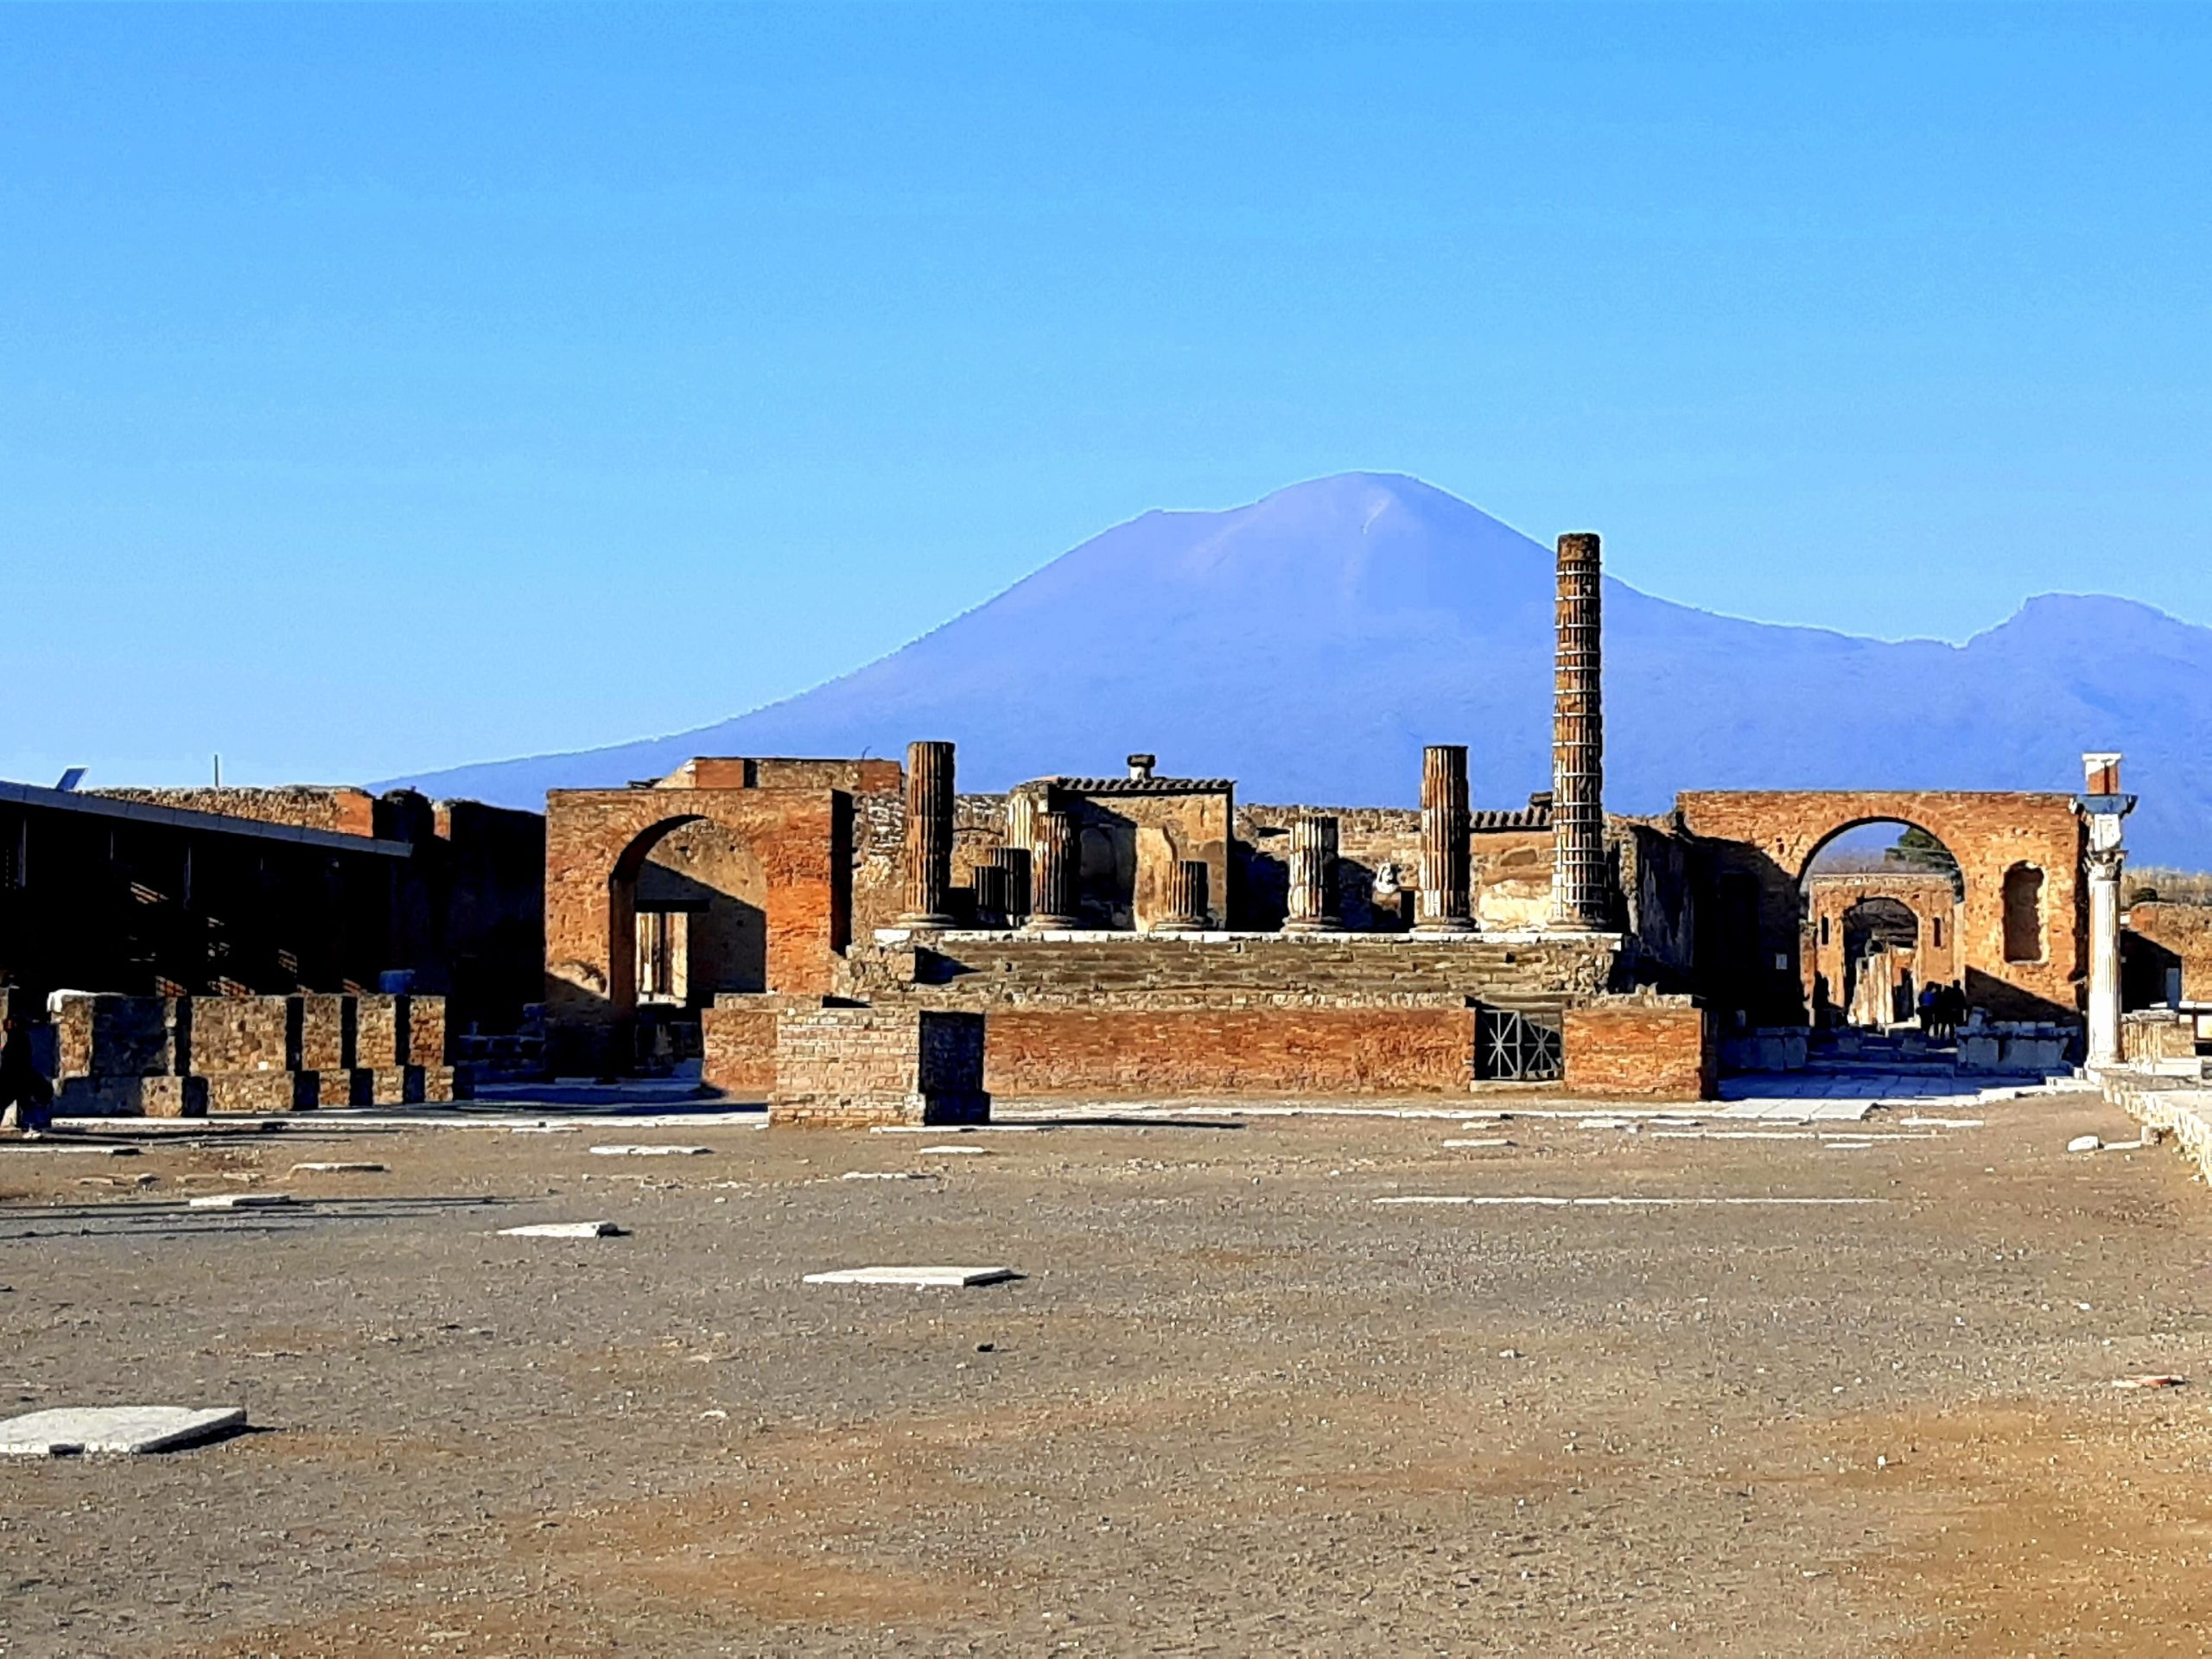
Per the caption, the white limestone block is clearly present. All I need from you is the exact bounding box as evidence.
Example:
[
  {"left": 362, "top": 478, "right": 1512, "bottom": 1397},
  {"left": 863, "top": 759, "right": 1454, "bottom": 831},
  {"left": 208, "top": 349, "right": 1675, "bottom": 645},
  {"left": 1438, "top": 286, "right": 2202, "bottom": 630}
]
[
  {"left": 186, "top": 1193, "right": 296, "bottom": 1210},
  {"left": 2067, "top": 1134, "right": 2104, "bottom": 1153},
  {"left": 0, "top": 1405, "right": 246, "bottom": 1457},
  {"left": 499, "top": 1220, "right": 626, "bottom": 1238},
  {"left": 802, "top": 1266, "right": 1020, "bottom": 1287},
  {"left": 841, "top": 1171, "right": 930, "bottom": 1181},
  {"left": 588, "top": 1145, "right": 710, "bottom": 1157},
  {"left": 289, "top": 1161, "right": 387, "bottom": 1173},
  {"left": 915, "top": 1145, "right": 992, "bottom": 1155}
]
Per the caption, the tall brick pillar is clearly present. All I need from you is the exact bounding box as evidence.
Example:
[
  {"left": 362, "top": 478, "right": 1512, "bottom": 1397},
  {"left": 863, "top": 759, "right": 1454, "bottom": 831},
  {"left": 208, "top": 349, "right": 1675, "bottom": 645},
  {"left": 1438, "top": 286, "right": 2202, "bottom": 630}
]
[
  {"left": 1282, "top": 815, "right": 1342, "bottom": 932},
  {"left": 897, "top": 740, "right": 957, "bottom": 928},
  {"left": 1025, "top": 811, "right": 1083, "bottom": 930},
  {"left": 1154, "top": 860, "right": 1210, "bottom": 933},
  {"left": 1415, "top": 745, "right": 1475, "bottom": 934},
  {"left": 1551, "top": 533, "right": 1609, "bottom": 931}
]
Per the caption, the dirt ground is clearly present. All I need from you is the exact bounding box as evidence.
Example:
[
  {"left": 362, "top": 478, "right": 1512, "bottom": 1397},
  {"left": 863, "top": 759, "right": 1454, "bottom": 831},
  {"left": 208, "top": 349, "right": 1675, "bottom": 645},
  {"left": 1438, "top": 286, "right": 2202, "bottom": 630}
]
[{"left": 5, "top": 1089, "right": 2212, "bottom": 1657}]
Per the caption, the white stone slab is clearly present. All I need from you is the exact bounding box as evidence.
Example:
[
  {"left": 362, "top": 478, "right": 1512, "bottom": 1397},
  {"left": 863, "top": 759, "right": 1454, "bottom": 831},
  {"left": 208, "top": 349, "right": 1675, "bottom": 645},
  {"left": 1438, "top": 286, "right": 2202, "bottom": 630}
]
[
  {"left": 289, "top": 1161, "right": 386, "bottom": 1173},
  {"left": 588, "top": 1144, "right": 711, "bottom": 1157},
  {"left": 915, "top": 1145, "right": 992, "bottom": 1155},
  {"left": 0, "top": 1405, "right": 246, "bottom": 1457},
  {"left": 499, "top": 1220, "right": 626, "bottom": 1238},
  {"left": 840, "top": 1170, "right": 931, "bottom": 1181},
  {"left": 802, "top": 1265, "right": 1020, "bottom": 1287},
  {"left": 1440, "top": 1138, "right": 1512, "bottom": 1148},
  {"left": 186, "top": 1192, "right": 296, "bottom": 1210}
]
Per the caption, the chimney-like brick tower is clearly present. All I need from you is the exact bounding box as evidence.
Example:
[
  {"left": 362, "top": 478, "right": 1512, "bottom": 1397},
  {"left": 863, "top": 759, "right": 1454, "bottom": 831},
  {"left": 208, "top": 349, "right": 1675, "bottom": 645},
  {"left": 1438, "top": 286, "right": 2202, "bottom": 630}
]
[
  {"left": 896, "top": 740, "right": 957, "bottom": 928},
  {"left": 1551, "top": 533, "right": 1608, "bottom": 931}
]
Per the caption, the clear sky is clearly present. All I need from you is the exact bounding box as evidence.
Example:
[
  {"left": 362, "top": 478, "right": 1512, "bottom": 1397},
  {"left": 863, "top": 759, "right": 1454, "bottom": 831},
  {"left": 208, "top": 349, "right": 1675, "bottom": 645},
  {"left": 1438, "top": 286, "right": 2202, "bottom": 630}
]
[{"left": 4, "top": 3, "right": 2209, "bottom": 788}]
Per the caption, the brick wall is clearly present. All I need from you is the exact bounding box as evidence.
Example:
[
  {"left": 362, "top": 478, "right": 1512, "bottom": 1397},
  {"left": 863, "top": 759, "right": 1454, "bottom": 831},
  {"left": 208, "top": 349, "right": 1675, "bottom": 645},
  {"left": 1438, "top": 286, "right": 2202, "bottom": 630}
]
[
  {"left": 700, "top": 993, "right": 816, "bottom": 1098},
  {"left": 1563, "top": 996, "right": 1715, "bottom": 1101},
  {"left": 92, "top": 786, "right": 378, "bottom": 839},
  {"left": 985, "top": 1005, "right": 1476, "bottom": 1097},
  {"left": 769, "top": 1005, "right": 988, "bottom": 1128},
  {"left": 2128, "top": 904, "right": 2212, "bottom": 1003}
]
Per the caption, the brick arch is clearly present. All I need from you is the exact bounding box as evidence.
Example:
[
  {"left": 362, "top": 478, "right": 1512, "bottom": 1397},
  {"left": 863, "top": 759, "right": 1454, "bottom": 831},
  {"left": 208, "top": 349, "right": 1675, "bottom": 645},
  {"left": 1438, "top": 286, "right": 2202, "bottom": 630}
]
[
  {"left": 543, "top": 785, "right": 852, "bottom": 1072},
  {"left": 1675, "top": 791, "right": 2084, "bottom": 1023}
]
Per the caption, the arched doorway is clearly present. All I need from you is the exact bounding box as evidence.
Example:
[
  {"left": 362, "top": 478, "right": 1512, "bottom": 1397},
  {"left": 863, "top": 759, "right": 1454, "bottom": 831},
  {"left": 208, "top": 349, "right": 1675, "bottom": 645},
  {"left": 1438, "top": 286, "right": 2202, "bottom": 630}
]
[
  {"left": 609, "top": 815, "right": 769, "bottom": 1072},
  {"left": 1800, "top": 821, "right": 1966, "bottom": 1032}
]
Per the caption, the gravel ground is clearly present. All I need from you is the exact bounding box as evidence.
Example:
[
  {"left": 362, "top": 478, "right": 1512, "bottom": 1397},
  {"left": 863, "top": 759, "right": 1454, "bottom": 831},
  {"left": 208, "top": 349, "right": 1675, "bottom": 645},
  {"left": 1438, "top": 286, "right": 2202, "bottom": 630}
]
[{"left": 4, "top": 1088, "right": 2211, "bottom": 1657}]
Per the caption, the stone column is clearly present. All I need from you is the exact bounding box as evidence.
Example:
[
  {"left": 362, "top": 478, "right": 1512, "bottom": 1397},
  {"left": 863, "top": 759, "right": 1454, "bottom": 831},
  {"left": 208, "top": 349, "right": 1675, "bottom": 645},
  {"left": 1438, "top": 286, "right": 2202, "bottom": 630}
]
[
  {"left": 2086, "top": 847, "right": 2124, "bottom": 1071},
  {"left": 1415, "top": 745, "right": 1474, "bottom": 934},
  {"left": 1154, "top": 860, "right": 1210, "bottom": 933},
  {"left": 989, "top": 845, "right": 1032, "bottom": 925},
  {"left": 1025, "top": 811, "right": 1083, "bottom": 930},
  {"left": 1282, "top": 815, "right": 1342, "bottom": 932},
  {"left": 1551, "top": 531, "right": 1609, "bottom": 931},
  {"left": 897, "top": 741, "right": 957, "bottom": 928},
  {"left": 971, "top": 862, "right": 1010, "bottom": 930}
]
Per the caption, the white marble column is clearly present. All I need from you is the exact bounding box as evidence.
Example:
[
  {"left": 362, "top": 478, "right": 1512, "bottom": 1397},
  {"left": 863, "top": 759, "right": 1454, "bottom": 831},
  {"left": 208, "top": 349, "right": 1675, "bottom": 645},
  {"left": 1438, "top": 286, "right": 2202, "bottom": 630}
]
[{"left": 2086, "top": 845, "right": 2124, "bottom": 1071}]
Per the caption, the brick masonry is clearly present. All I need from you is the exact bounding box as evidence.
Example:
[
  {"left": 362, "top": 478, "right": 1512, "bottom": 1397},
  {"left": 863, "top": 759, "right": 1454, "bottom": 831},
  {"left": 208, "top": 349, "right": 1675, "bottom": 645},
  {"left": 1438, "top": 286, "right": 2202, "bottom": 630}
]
[
  {"left": 1562, "top": 996, "right": 1716, "bottom": 1101},
  {"left": 2126, "top": 903, "right": 2212, "bottom": 1003},
  {"left": 985, "top": 1004, "right": 1477, "bottom": 1097},
  {"left": 768, "top": 1005, "right": 988, "bottom": 1128}
]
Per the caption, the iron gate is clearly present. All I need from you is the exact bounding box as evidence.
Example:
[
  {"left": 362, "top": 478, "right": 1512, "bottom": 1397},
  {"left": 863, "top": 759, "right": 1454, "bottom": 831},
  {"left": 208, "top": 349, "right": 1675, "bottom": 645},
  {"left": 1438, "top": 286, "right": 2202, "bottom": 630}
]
[{"left": 1478, "top": 1005, "right": 1563, "bottom": 1082}]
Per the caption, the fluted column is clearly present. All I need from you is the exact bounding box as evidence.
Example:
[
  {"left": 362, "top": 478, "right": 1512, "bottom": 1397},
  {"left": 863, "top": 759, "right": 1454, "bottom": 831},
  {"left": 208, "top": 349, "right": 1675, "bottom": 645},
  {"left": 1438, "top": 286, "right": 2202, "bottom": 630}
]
[
  {"left": 989, "top": 845, "right": 1032, "bottom": 925},
  {"left": 1154, "top": 860, "right": 1210, "bottom": 933},
  {"left": 1415, "top": 745, "right": 1474, "bottom": 933},
  {"left": 972, "top": 862, "right": 1010, "bottom": 930},
  {"left": 1552, "top": 532, "right": 1608, "bottom": 931},
  {"left": 1025, "top": 811, "right": 1083, "bottom": 930},
  {"left": 1282, "top": 815, "right": 1342, "bottom": 932},
  {"left": 897, "top": 740, "right": 957, "bottom": 927}
]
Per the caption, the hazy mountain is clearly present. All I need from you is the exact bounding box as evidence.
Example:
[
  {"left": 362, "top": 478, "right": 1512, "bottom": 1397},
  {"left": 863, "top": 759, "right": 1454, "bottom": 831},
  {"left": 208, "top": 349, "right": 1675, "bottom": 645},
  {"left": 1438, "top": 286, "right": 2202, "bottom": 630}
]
[{"left": 386, "top": 474, "right": 2212, "bottom": 866}]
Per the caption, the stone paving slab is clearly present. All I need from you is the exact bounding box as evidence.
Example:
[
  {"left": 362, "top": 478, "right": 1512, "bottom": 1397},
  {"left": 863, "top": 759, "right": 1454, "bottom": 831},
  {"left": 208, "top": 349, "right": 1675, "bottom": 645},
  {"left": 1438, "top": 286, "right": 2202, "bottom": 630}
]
[
  {"left": 498, "top": 1221, "right": 625, "bottom": 1238},
  {"left": 802, "top": 1266, "right": 1021, "bottom": 1287},
  {"left": 185, "top": 1192, "right": 297, "bottom": 1210},
  {"left": 0, "top": 1406, "right": 246, "bottom": 1457},
  {"left": 588, "top": 1145, "right": 711, "bottom": 1157}
]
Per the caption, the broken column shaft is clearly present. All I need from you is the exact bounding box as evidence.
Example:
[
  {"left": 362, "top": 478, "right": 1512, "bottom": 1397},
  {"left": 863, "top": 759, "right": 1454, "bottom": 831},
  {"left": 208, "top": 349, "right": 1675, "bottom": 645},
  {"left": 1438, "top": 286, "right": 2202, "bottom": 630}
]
[
  {"left": 1154, "top": 860, "right": 1210, "bottom": 933},
  {"left": 1025, "top": 811, "right": 1083, "bottom": 930},
  {"left": 1282, "top": 815, "right": 1342, "bottom": 932},
  {"left": 988, "top": 845, "right": 1031, "bottom": 925},
  {"left": 1552, "top": 533, "right": 1608, "bottom": 931},
  {"left": 1415, "top": 745, "right": 1475, "bottom": 934},
  {"left": 897, "top": 740, "right": 957, "bottom": 928}
]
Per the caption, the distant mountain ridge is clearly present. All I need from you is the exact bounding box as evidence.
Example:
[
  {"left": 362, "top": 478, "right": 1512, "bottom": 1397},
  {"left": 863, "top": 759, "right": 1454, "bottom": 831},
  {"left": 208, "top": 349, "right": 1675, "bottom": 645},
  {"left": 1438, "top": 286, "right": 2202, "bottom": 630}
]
[{"left": 385, "top": 474, "right": 2212, "bottom": 866}]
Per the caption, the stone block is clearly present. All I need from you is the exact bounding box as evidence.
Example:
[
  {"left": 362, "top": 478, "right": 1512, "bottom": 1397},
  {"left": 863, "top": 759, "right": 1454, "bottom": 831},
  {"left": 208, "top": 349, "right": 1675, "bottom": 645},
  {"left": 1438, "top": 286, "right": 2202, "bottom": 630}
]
[
  {"left": 0, "top": 1405, "right": 246, "bottom": 1457},
  {"left": 499, "top": 1220, "right": 625, "bottom": 1238},
  {"left": 801, "top": 1266, "right": 1020, "bottom": 1287},
  {"left": 203, "top": 1071, "right": 316, "bottom": 1114},
  {"left": 54, "top": 1075, "right": 207, "bottom": 1118},
  {"left": 303, "top": 1068, "right": 373, "bottom": 1108},
  {"left": 355, "top": 995, "right": 404, "bottom": 1069},
  {"left": 52, "top": 994, "right": 186, "bottom": 1079},
  {"left": 189, "top": 996, "right": 291, "bottom": 1075},
  {"left": 362, "top": 1065, "right": 427, "bottom": 1106},
  {"left": 292, "top": 995, "right": 355, "bottom": 1071},
  {"left": 771, "top": 1005, "right": 988, "bottom": 1128},
  {"left": 406, "top": 995, "right": 448, "bottom": 1067},
  {"left": 1562, "top": 996, "right": 1716, "bottom": 1101}
]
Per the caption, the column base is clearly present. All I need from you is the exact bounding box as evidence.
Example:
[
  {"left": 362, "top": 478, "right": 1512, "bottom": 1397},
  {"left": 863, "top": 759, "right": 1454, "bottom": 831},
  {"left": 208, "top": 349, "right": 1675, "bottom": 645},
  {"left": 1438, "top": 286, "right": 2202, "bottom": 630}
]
[
  {"left": 1022, "top": 913, "right": 1084, "bottom": 932},
  {"left": 1149, "top": 918, "right": 1209, "bottom": 935},
  {"left": 1412, "top": 918, "right": 1478, "bottom": 936},
  {"left": 893, "top": 912, "right": 957, "bottom": 931},
  {"left": 1280, "top": 918, "right": 1344, "bottom": 934}
]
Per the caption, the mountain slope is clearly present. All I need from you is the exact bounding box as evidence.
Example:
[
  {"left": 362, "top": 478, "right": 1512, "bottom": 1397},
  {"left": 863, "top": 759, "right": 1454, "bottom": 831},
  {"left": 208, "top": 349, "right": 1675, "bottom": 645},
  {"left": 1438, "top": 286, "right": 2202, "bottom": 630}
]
[{"left": 387, "top": 474, "right": 2212, "bottom": 865}]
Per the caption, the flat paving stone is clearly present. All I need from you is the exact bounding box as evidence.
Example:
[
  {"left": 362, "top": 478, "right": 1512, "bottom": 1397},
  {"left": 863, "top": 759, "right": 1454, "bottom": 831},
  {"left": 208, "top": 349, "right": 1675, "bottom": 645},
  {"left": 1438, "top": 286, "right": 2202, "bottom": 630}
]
[
  {"left": 588, "top": 1145, "right": 711, "bottom": 1157},
  {"left": 290, "top": 1161, "right": 387, "bottom": 1173},
  {"left": 499, "top": 1221, "right": 626, "bottom": 1238},
  {"left": 840, "top": 1171, "right": 932, "bottom": 1181},
  {"left": 915, "top": 1145, "right": 992, "bottom": 1155},
  {"left": 186, "top": 1193, "right": 296, "bottom": 1210},
  {"left": 802, "top": 1266, "right": 1021, "bottom": 1287},
  {"left": 0, "top": 1405, "right": 246, "bottom": 1457}
]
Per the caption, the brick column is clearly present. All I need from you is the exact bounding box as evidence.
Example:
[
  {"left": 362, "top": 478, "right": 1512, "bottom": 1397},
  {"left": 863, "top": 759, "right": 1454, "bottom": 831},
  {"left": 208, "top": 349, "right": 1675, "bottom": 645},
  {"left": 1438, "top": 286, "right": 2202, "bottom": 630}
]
[
  {"left": 1154, "top": 859, "right": 1210, "bottom": 933},
  {"left": 1552, "top": 532, "right": 1609, "bottom": 931},
  {"left": 1415, "top": 744, "right": 1474, "bottom": 934},
  {"left": 897, "top": 740, "right": 957, "bottom": 928},
  {"left": 1282, "top": 814, "right": 1342, "bottom": 932},
  {"left": 1025, "top": 810, "right": 1083, "bottom": 930}
]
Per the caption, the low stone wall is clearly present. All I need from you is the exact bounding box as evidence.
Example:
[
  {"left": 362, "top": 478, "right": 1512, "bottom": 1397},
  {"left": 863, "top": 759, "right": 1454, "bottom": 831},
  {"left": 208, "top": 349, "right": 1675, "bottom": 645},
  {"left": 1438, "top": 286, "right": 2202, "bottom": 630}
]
[
  {"left": 985, "top": 1004, "right": 1477, "bottom": 1098},
  {"left": 1956, "top": 1022, "right": 2075, "bottom": 1076},
  {"left": 701, "top": 993, "right": 816, "bottom": 1099},
  {"left": 1562, "top": 996, "right": 1715, "bottom": 1102},
  {"left": 769, "top": 1005, "right": 988, "bottom": 1128},
  {"left": 2101, "top": 1071, "right": 2212, "bottom": 1182},
  {"left": 2122, "top": 1009, "right": 2205, "bottom": 1076},
  {"left": 48, "top": 990, "right": 466, "bottom": 1117}
]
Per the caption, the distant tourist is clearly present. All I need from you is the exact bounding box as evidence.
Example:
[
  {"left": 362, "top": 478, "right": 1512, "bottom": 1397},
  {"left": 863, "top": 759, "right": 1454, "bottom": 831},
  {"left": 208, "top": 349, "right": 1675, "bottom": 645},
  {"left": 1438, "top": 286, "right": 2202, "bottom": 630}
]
[
  {"left": 0, "top": 1017, "right": 54, "bottom": 1136},
  {"left": 1917, "top": 982, "right": 1939, "bottom": 1037}
]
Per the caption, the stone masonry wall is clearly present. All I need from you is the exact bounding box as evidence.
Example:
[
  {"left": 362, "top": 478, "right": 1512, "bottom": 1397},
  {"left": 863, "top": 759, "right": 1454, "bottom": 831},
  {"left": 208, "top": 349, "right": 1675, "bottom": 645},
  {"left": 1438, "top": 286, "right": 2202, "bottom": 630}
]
[
  {"left": 769, "top": 1005, "right": 988, "bottom": 1128},
  {"left": 2127, "top": 904, "right": 2212, "bottom": 1003},
  {"left": 1562, "top": 996, "right": 1715, "bottom": 1101},
  {"left": 92, "top": 785, "right": 379, "bottom": 839}
]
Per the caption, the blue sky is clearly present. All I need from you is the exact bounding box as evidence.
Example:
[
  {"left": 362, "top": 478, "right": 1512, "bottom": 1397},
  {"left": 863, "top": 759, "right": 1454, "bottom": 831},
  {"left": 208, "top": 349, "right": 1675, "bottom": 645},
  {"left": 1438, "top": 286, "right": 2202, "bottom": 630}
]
[{"left": 4, "top": 3, "right": 2209, "bottom": 786}]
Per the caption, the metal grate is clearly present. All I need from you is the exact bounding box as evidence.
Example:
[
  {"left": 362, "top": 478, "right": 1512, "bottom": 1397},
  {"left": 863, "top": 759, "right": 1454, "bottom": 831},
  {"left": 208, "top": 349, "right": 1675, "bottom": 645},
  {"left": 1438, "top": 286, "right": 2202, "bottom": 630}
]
[{"left": 1479, "top": 1007, "right": 1562, "bottom": 1083}]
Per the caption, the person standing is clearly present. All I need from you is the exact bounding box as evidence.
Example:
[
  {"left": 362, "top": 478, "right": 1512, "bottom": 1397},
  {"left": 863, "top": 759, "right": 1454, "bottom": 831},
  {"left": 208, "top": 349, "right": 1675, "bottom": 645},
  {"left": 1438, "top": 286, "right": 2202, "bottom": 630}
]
[{"left": 0, "top": 1016, "right": 54, "bottom": 1136}]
